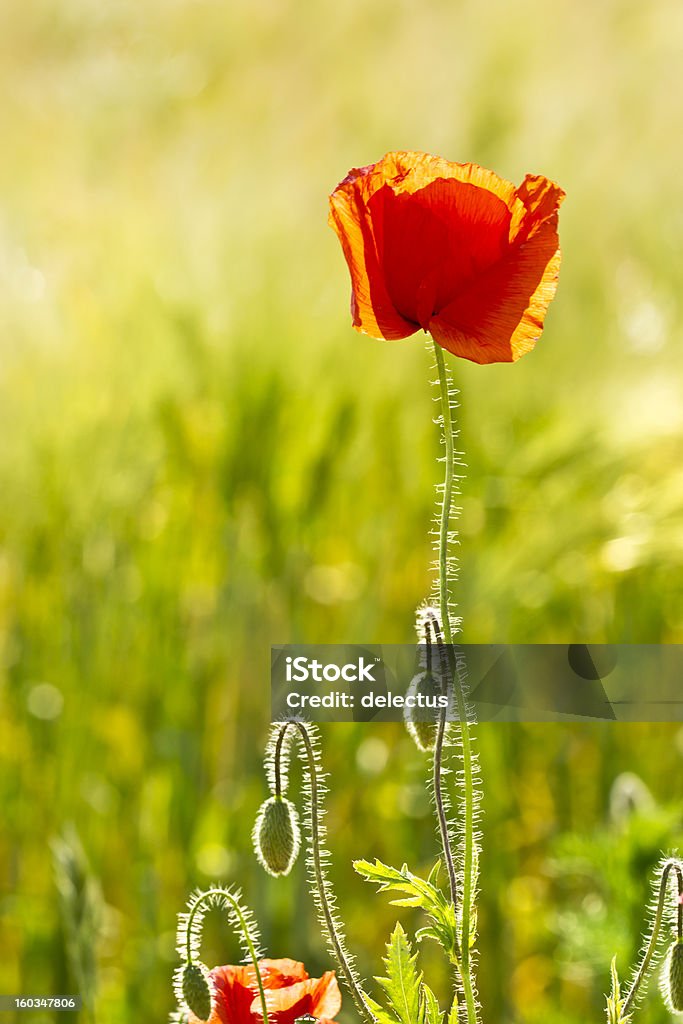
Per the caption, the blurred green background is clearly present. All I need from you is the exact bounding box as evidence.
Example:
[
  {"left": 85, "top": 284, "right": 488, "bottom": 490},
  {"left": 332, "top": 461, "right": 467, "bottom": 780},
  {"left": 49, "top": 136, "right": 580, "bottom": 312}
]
[{"left": 1, "top": 0, "right": 683, "bottom": 1021}]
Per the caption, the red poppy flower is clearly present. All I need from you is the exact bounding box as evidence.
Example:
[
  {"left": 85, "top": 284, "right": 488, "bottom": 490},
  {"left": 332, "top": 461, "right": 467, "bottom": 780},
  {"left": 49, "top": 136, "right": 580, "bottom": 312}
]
[
  {"left": 187, "top": 958, "right": 342, "bottom": 1024},
  {"left": 329, "top": 151, "right": 565, "bottom": 364}
]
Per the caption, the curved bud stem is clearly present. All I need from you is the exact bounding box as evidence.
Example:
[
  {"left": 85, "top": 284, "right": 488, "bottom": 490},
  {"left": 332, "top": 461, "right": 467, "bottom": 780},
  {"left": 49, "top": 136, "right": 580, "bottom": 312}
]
[
  {"left": 176, "top": 886, "right": 268, "bottom": 1024},
  {"left": 267, "top": 720, "right": 375, "bottom": 1024},
  {"left": 273, "top": 722, "right": 289, "bottom": 799},
  {"left": 622, "top": 857, "right": 683, "bottom": 1016}
]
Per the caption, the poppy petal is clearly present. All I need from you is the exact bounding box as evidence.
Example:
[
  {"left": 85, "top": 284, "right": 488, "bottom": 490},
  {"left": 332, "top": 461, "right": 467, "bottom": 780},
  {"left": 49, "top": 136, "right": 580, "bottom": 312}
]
[
  {"left": 372, "top": 176, "right": 514, "bottom": 327},
  {"left": 510, "top": 174, "right": 566, "bottom": 244},
  {"left": 187, "top": 964, "right": 255, "bottom": 1024},
  {"left": 429, "top": 214, "right": 562, "bottom": 363},
  {"left": 329, "top": 166, "right": 417, "bottom": 340},
  {"left": 307, "top": 971, "right": 342, "bottom": 1019},
  {"left": 367, "top": 152, "right": 519, "bottom": 208},
  {"left": 258, "top": 960, "right": 309, "bottom": 987},
  {"left": 255, "top": 971, "right": 342, "bottom": 1024}
]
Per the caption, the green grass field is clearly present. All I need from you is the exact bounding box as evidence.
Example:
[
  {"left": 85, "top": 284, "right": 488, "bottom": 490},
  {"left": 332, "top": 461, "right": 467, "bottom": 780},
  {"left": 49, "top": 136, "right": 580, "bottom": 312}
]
[{"left": 1, "top": 1, "right": 682, "bottom": 1021}]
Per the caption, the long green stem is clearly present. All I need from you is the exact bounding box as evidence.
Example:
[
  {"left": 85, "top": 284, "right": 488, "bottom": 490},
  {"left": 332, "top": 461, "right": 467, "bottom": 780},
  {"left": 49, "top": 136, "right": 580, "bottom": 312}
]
[
  {"left": 622, "top": 859, "right": 683, "bottom": 1015},
  {"left": 186, "top": 889, "right": 269, "bottom": 1024},
  {"left": 425, "top": 613, "right": 459, "bottom": 914},
  {"left": 274, "top": 721, "right": 375, "bottom": 1024},
  {"left": 433, "top": 341, "right": 478, "bottom": 1024}
]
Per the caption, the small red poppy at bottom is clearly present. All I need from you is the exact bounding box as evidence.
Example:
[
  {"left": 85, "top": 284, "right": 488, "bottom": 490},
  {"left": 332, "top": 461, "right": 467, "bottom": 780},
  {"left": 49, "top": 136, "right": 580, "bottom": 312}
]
[{"left": 186, "top": 959, "right": 342, "bottom": 1024}]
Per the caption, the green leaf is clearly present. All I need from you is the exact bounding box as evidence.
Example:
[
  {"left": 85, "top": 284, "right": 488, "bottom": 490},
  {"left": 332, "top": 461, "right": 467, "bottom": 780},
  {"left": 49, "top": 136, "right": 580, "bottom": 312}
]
[
  {"left": 421, "top": 983, "right": 442, "bottom": 1024},
  {"left": 354, "top": 860, "right": 433, "bottom": 900},
  {"left": 606, "top": 956, "right": 632, "bottom": 1024},
  {"left": 427, "top": 861, "right": 442, "bottom": 890},
  {"left": 375, "top": 923, "right": 422, "bottom": 1024},
  {"left": 363, "top": 993, "right": 399, "bottom": 1024},
  {"left": 353, "top": 859, "right": 459, "bottom": 959}
]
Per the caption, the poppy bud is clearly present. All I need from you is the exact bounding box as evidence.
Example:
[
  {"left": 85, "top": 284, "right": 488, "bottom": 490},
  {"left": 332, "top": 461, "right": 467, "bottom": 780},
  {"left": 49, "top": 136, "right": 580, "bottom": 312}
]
[
  {"left": 180, "top": 961, "right": 212, "bottom": 1022},
  {"left": 414, "top": 605, "right": 442, "bottom": 639},
  {"left": 664, "top": 939, "right": 683, "bottom": 1012},
  {"left": 253, "top": 796, "right": 301, "bottom": 876},
  {"left": 404, "top": 670, "right": 443, "bottom": 752}
]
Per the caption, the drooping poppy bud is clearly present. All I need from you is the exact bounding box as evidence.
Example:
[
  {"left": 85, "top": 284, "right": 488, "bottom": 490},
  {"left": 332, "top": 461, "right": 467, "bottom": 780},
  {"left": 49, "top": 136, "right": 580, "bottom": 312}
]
[
  {"left": 180, "top": 961, "right": 213, "bottom": 1022},
  {"left": 664, "top": 939, "right": 683, "bottom": 1012},
  {"left": 404, "top": 670, "right": 444, "bottom": 752},
  {"left": 253, "top": 796, "right": 301, "bottom": 876}
]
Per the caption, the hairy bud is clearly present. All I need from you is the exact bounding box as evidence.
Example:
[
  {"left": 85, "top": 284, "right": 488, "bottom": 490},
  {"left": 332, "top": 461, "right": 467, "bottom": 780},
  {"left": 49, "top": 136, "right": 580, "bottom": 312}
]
[
  {"left": 663, "top": 939, "right": 683, "bottom": 1012},
  {"left": 404, "top": 670, "right": 444, "bottom": 752},
  {"left": 253, "top": 796, "right": 301, "bottom": 876},
  {"left": 178, "top": 962, "right": 212, "bottom": 1022},
  {"left": 414, "top": 604, "right": 442, "bottom": 640}
]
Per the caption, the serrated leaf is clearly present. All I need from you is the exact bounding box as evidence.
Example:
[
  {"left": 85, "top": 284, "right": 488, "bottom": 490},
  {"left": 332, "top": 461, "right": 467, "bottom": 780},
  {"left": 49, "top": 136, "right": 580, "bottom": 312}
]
[
  {"left": 363, "top": 993, "right": 399, "bottom": 1024},
  {"left": 421, "top": 983, "right": 442, "bottom": 1024},
  {"left": 447, "top": 994, "right": 459, "bottom": 1024},
  {"left": 354, "top": 860, "right": 441, "bottom": 906},
  {"left": 606, "top": 956, "right": 632, "bottom": 1024},
  {"left": 427, "top": 861, "right": 441, "bottom": 889},
  {"left": 610, "top": 957, "right": 619, "bottom": 989},
  {"left": 375, "top": 923, "right": 422, "bottom": 1024},
  {"left": 355, "top": 859, "right": 460, "bottom": 961}
]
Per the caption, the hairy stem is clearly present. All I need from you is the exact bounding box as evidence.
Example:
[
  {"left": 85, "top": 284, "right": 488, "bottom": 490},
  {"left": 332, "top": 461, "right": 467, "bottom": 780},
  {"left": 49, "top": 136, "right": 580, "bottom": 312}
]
[
  {"left": 186, "top": 888, "right": 269, "bottom": 1024},
  {"left": 433, "top": 340, "right": 478, "bottom": 1024},
  {"left": 424, "top": 613, "right": 459, "bottom": 915},
  {"left": 622, "top": 859, "right": 683, "bottom": 1015},
  {"left": 274, "top": 721, "right": 375, "bottom": 1024},
  {"left": 273, "top": 724, "right": 287, "bottom": 797}
]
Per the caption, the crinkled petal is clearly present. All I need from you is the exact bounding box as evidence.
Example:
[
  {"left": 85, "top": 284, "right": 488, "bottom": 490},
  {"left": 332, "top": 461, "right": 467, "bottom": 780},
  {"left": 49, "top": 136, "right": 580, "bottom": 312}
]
[
  {"left": 429, "top": 215, "right": 562, "bottom": 364},
  {"left": 365, "top": 152, "right": 520, "bottom": 207},
  {"left": 257, "top": 960, "right": 309, "bottom": 988},
  {"left": 255, "top": 971, "right": 342, "bottom": 1024},
  {"left": 510, "top": 174, "right": 566, "bottom": 243},
  {"left": 328, "top": 166, "right": 416, "bottom": 340}
]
